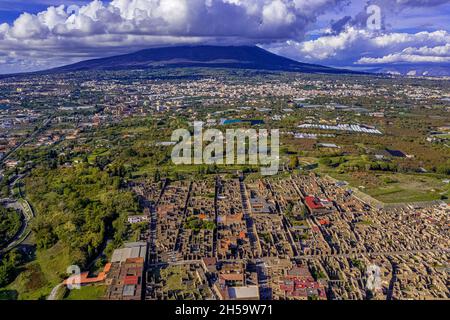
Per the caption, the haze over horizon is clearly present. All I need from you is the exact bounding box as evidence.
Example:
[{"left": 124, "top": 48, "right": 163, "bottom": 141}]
[{"left": 0, "top": 0, "right": 449, "bottom": 74}]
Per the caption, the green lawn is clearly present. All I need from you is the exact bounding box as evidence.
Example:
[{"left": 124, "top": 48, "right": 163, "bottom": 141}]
[{"left": 63, "top": 285, "right": 106, "bottom": 300}]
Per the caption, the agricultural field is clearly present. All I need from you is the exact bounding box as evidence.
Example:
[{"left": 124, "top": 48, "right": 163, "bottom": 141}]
[{"left": 319, "top": 167, "right": 449, "bottom": 203}]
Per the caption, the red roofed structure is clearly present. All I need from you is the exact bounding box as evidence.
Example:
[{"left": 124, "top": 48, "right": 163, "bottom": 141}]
[
  {"left": 304, "top": 196, "right": 334, "bottom": 215},
  {"left": 63, "top": 263, "right": 111, "bottom": 286},
  {"left": 278, "top": 266, "right": 327, "bottom": 300},
  {"left": 124, "top": 275, "right": 140, "bottom": 285}
]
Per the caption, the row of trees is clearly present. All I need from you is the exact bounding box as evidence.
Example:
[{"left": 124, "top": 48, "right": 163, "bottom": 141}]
[
  {"left": 321, "top": 155, "right": 450, "bottom": 175},
  {"left": 320, "top": 156, "right": 399, "bottom": 172}
]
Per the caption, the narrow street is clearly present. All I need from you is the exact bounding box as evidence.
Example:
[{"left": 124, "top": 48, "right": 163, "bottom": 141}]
[{"left": 239, "top": 176, "right": 261, "bottom": 258}]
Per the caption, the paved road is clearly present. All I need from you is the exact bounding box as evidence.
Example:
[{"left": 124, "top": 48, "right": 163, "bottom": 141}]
[
  {"left": 0, "top": 197, "right": 34, "bottom": 254},
  {"left": 239, "top": 177, "right": 262, "bottom": 257},
  {"left": 0, "top": 117, "right": 49, "bottom": 251},
  {"left": 293, "top": 247, "right": 448, "bottom": 260},
  {"left": 47, "top": 283, "right": 64, "bottom": 300},
  {"left": 148, "top": 258, "right": 249, "bottom": 268}
]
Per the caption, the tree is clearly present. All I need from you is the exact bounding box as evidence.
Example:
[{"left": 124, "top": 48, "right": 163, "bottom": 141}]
[
  {"left": 289, "top": 156, "right": 300, "bottom": 169},
  {"left": 0, "top": 206, "right": 22, "bottom": 248},
  {"left": 0, "top": 249, "right": 24, "bottom": 287}
]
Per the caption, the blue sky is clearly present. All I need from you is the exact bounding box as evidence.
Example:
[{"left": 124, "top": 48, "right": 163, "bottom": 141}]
[
  {"left": 0, "top": 0, "right": 449, "bottom": 74},
  {"left": 0, "top": 1, "right": 89, "bottom": 23}
]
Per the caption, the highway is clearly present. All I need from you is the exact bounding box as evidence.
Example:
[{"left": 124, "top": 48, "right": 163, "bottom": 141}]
[
  {"left": 0, "top": 181, "right": 35, "bottom": 254},
  {"left": 0, "top": 115, "right": 52, "bottom": 252}
]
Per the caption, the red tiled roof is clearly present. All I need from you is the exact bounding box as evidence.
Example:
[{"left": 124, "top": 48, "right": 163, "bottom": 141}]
[
  {"left": 219, "top": 273, "right": 244, "bottom": 282},
  {"left": 202, "top": 257, "right": 217, "bottom": 266},
  {"left": 125, "top": 257, "right": 144, "bottom": 264},
  {"left": 124, "top": 275, "right": 140, "bottom": 285},
  {"left": 103, "top": 263, "right": 112, "bottom": 273},
  {"left": 305, "top": 196, "right": 326, "bottom": 209}
]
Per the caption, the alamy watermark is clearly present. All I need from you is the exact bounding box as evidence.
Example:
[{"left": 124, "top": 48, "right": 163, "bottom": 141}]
[
  {"left": 366, "top": 4, "right": 382, "bottom": 31},
  {"left": 170, "top": 122, "right": 280, "bottom": 176},
  {"left": 366, "top": 264, "right": 382, "bottom": 292},
  {"left": 66, "top": 5, "right": 80, "bottom": 16},
  {"left": 66, "top": 265, "right": 81, "bottom": 290}
]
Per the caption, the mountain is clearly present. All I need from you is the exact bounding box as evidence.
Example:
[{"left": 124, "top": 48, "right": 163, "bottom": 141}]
[{"left": 46, "top": 45, "right": 361, "bottom": 75}]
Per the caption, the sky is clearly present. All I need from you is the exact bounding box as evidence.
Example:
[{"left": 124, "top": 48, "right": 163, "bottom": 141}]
[{"left": 0, "top": 0, "right": 449, "bottom": 74}]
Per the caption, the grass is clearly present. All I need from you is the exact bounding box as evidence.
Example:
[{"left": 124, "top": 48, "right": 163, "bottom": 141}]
[
  {"left": 161, "top": 266, "right": 185, "bottom": 292},
  {"left": 6, "top": 242, "right": 72, "bottom": 300},
  {"left": 433, "top": 133, "right": 450, "bottom": 139},
  {"left": 122, "top": 126, "right": 152, "bottom": 134},
  {"left": 357, "top": 219, "right": 373, "bottom": 226},
  {"left": 317, "top": 164, "right": 449, "bottom": 203},
  {"left": 157, "top": 266, "right": 202, "bottom": 300},
  {"left": 87, "top": 148, "right": 111, "bottom": 163},
  {"left": 63, "top": 285, "right": 106, "bottom": 300},
  {"left": 6, "top": 263, "right": 51, "bottom": 300}
]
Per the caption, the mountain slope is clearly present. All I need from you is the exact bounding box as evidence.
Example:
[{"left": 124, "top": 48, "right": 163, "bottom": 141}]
[{"left": 47, "top": 45, "right": 361, "bottom": 74}]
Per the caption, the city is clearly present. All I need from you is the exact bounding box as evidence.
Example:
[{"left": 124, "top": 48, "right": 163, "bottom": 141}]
[
  {"left": 0, "top": 68, "right": 448, "bottom": 302},
  {"left": 0, "top": 0, "right": 448, "bottom": 311}
]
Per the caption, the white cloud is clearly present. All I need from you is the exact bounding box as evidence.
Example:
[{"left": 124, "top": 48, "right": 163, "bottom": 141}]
[
  {"left": 299, "top": 27, "right": 366, "bottom": 59},
  {"left": 262, "top": 0, "right": 295, "bottom": 27},
  {"left": 403, "top": 43, "right": 450, "bottom": 56},
  {"left": 0, "top": 0, "right": 347, "bottom": 72},
  {"left": 10, "top": 12, "right": 49, "bottom": 39},
  {"left": 357, "top": 43, "right": 450, "bottom": 64},
  {"left": 357, "top": 53, "right": 450, "bottom": 64},
  {"left": 266, "top": 27, "right": 450, "bottom": 66},
  {"left": 0, "top": 0, "right": 448, "bottom": 73},
  {"left": 1, "top": 0, "right": 340, "bottom": 40}
]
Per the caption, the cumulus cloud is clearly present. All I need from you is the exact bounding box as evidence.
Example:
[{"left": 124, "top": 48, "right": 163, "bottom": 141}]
[
  {"left": 395, "top": 0, "right": 450, "bottom": 6},
  {"left": 357, "top": 43, "right": 450, "bottom": 63},
  {"left": 1, "top": 0, "right": 341, "bottom": 43},
  {"left": 0, "top": 0, "right": 448, "bottom": 73},
  {"left": 266, "top": 27, "right": 450, "bottom": 66},
  {"left": 0, "top": 0, "right": 350, "bottom": 72},
  {"left": 358, "top": 53, "right": 450, "bottom": 63}
]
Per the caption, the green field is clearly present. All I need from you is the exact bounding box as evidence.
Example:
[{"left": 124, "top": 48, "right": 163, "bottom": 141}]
[
  {"left": 319, "top": 167, "right": 449, "bottom": 203},
  {"left": 6, "top": 242, "right": 71, "bottom": 300},
  {"left": 63, "top": 285, "right": 106, "bottom": 300}
]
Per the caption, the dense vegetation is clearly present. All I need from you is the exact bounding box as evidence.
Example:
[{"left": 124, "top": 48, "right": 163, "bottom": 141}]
[
  {"left": 25, "top": 163, "right": 140, "bottom": 268},
  {"left": 0, "top": 206, "right": 22, "bottom": 248},
  {"left": 0, "top": 250, "right": 23, "bottom": 287}
]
